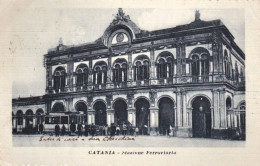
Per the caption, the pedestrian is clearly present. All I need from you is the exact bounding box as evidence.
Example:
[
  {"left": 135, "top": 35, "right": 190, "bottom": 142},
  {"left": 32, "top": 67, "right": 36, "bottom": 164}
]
[
  {"left": 85, "top": 124, "right": 89, "bottom": 137},
  {"left": 39, "top": 123, "right": 44, "bottom": 134},
  {"left": 55, "top": 123, "right": 60, "bottom": 137},
  {"left": 123, "top": 122, "right": 127, "bottom": 136},
  {"left": 61, "top": 124, "right": 66, "bottom": 136},
  {"left": 130, "top": 126, "right": 134, "bottom": 135},
  {"left": 104, "top": 124, "right": 108, "bottom": 136},
  {"left": 110, "top": 123, "right": 116, "bottom": 137},
  {"left": 91, "top": 123, "right": 95, "bottom": 137},
  {"left": 77, "top": 123, "right": 83, "bottom": 137},
  {"left": 134, "top": 127, "right": 139, "bottom": 137},
  {"left": 116, "top": 125, "right": 120, "bottom": 135}
]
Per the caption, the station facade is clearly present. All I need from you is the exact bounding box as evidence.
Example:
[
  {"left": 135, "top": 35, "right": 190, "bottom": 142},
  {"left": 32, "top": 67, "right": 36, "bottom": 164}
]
[{"left": 12, "top": 9, "right": 245, "bottom": 139}]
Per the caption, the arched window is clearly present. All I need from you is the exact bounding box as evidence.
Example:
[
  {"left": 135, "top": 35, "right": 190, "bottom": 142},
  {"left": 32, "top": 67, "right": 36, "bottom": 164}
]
[
  {"left": 226, "top": 97, "right": 232, "bottom": 110},
  {"left": 190, "top": 47, "right": 210, "bottom": 82},
  {"left": 226, "top": 97, "right": 232, "bottom": 128},
  {"left": 93, "top": 61, "right": 107, "bottom": 85},
  {"left": 201, "top": 54, "right": 209, "bottom": 75},
  {"left": 54, "top": 67, "right": 66, "bottom": 92},
  {"left": 16, "top": 110, "right": 23, "bottom": 125},
  {"left": 224, "top": 50, "right": 231, "bottom": 78},
  {"left": 52, "top": 102, "right": 65, "bottom": 112},
  {"left": 191, "top": 55, "right": 200, "bottom": 76},
  {"left": 112, "top": 59, "right": 128, "bottom": 83},
  {"left": 76, "top": 64, "right": 88, "bottom": 86},
  {"left": 134, "top": 55, "right": 150, "bottom": 81},
  {"left": 156, "top": 52, "right": 174, "bottom": 79}
]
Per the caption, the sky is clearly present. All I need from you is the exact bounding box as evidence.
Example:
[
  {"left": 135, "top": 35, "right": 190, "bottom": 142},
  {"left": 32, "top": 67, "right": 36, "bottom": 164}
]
[{"left": 10, "top": 8, "right": 244, "bottom": 98}]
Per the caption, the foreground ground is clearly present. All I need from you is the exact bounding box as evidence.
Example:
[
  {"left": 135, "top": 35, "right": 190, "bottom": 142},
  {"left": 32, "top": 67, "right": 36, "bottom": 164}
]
[{"left": 12, "top": 134, "right": 245, "bottom": 147}]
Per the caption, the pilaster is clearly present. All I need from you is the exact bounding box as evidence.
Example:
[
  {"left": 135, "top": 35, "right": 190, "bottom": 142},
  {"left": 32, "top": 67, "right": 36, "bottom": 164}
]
[
  {"left": 127, "top": 51, "right": 133, "bottom": 81},
  {"left": 212, "top": 89, "right": 220, "bottom": 129},
  {"left": 127, "top": 108, "right": 136, "bottom": 126},
  {"left": 150, "top": 47, "right": 156, "bottom": 79},
  {"left": 181, "top": 44, "right": 186, "bottom": 75},
  {"left": 176, "top": 44, "right": 182, "bottom": 76},
  {"left": 176, "top": 90, "right": 182, "bottom": 127},
  {"left": 219, "top": 89, "right": 227, "bottom": 128}
]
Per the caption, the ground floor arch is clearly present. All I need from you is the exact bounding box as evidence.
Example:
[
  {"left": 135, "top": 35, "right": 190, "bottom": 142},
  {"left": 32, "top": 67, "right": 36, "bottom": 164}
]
[
  {"left": 134, "top": 98, "right": 150, "bottom": 135},
  {"left": 93, "top": 100, "right": 107, "bottom": 126},
  {"left": 158, "top": 97, "right": 175, "bottom": 135},
  {"left": 25, "top": 109, "right": 34, "bottom": 133},
  {"left": 192, "top": 96, "right": 211, "bottom": 138},
  {"left": 74, "top": 101, "right": 88, "bottom": 124},
  {"left": 113, "top": 99, "right": 128, "bottom": 125}
]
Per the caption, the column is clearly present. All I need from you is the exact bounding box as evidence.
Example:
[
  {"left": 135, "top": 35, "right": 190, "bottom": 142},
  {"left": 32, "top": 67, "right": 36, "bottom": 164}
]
[
  {"left": 219, "top": 89, "right": 227, "bottom": 128},
  {"left": 66, "top": 58, "right": 74, "bottom": 90},
  {"left": 187, "top": 107, "right": 192, "bottom": 127},
  {"left": 182, "top": 91, "right": 187, "bottom": 126},
  {"left": 33, "top": 117, "right": 36, "bottom": 128},
  {"left": 181, "top": 44, "right": 186, "bottom": 75},
  {"left": 107, "top": 55, "right": 112, "bottom": 83},
  {"left": 176, "top": 45, "right": 182, "bottom": 76},
  {"left": 128, "top": 52, "right": 133, "bottom": 81},
  {"left": 107, "top": 109, "right": 114, "bottom": 126},
  {"left": 149, "top": 108, "right": 159, "bottom": 128},
  {"left": 128, "top": 109, "right": 136, "bottom": 127},
  {"left": 212, "top": 30, "right": 219, "bottom": 73},
  {"left": 212, "top": 89, "right": 220, "bottom": 129},
  {"left": 22, "top": 118, "right": 26, "bottom": 129},
  {"left": 88, "top": 112, "right": 95, "bottom": 125},
  {"left": 88, "top": 59, "right": 93, "bottom": 84},
  {"left": 176, "top": 91, "right": 182, "bottom": 127},
  {"left": 46, "top": 65, "right": 52, "bottom": 92},
  {"left": 150, "top": 47, "right": 156, "bottom": 79},
  {"left": 211, "top": 107, "right": 214, "bottom": 128},
  {"left": 66, "top": 97, "right": 73, "bottom": 112}
]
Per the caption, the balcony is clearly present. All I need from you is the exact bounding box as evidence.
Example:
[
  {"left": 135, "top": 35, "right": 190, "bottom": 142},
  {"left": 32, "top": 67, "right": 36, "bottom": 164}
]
[{"left": 46, "top": 75, "right": 245, "bottom": 94}]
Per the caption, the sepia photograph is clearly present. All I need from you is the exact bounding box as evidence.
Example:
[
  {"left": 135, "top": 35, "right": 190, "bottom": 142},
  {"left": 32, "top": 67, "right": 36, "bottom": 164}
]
[
  {"left": 2, "top": 0, "right": 260, "bottom": 165},
  {"left": 11, "top": 7, "right": 245, "bottom": 147}
]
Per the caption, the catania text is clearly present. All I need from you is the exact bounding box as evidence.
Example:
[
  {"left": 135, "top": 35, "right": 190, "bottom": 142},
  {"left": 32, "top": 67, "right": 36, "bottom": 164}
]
[{"left": 88, "top": 151, "right": 176, "bottom": 155}]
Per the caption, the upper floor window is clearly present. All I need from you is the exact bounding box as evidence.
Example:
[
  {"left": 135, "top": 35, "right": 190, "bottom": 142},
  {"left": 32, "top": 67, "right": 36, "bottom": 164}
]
[
  {"left": 224, "top": 50, "right": 231, "bottom": 78},
  {"left": 226, "top": 97, "right": 232, "bottom": 110},
  {"left": 133, "top": 55, "right": 150, "bottom": 81},
  {"left": 93, "top": 61, "right": 107, "bottom": 85},
  {"left": 191, "top": 55, "right": 200, "bottom": 76},
  {"left": 201, "top": 54, "right": 209, "bottom": 75},
  {"left": 54, "top": 67, "right": 66, "bottom": 92},
  {"left": 190, "top": 47, "right": 210, "bottom": 77},
  {"left": 112, "top": 58, "right": 127, "bottom": 83},
  {"left": 235, "top": 62, "right": 239, "bottom": 82},
  {"left": 156, "top": 52, "right": 174, "bottom": 79},
  {"left": 76, "top": 64, "right": 88, "bottom": 86}
]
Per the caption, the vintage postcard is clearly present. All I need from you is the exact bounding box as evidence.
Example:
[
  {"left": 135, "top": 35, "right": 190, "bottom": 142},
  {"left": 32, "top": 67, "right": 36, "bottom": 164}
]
[{"left": 0, "top": 0, "right": 259, "bottom": 165}]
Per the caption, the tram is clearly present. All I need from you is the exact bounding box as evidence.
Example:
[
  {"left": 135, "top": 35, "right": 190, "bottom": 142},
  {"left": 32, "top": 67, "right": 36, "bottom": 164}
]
[{"left": 44, "top": 115, "right": 70, "bottom": 133}]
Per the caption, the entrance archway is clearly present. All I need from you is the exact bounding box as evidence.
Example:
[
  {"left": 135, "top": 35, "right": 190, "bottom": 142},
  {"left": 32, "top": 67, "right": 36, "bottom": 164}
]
[
  {"left": 158, "top": 97, "right": 175, "bottom": 135},
  {"left": 192, "top": 96, "right": 211, "bottom": 138},
  {"left": 75, "top": 101, "right": 88, "bottom": 124},
  {"left": 25, "top": 109, "right": 34, "bottom": 133},
  {"left": 36, "top": 109, "right": 44, "bottom": 125},
  {"left": 134, "top": 98, "right": 150, "bottom": 135},
  {"left": 113, "top": 99, "right": 128, "bottom": 125},
  {"left": 93, "top": 101, "right": 107, "bottom": 126}
]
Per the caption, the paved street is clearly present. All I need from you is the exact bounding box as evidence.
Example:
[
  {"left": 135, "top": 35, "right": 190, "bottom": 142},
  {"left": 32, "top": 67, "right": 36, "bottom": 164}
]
[{"left": 13, "top": 134, "right": 245, "bottom": 147}]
